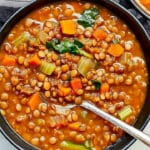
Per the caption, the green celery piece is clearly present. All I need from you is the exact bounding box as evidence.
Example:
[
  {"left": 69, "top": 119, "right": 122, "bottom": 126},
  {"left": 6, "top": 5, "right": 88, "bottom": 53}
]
[
  {"left": 60, "top": 141, "right": 92, "bottom": 150},
  {"left": 78, "top": 49, "right": 93, "bottom": 59},
  {"left": 39, "top": 61, "right": 56, "bottom": 75},
  {"left": 38, "top": 31, "right": 49, "bottom": 44},
  {"left": 78, "top": 57, "right": 96, "bottom": 76},
  {"left": 118, "top": 106, "right": 132, "bottom": 121},
  {"left": 12, "top": 32, "right": 30, "bottom": 47},
  {"left": 81, "top": 110, "right": 88, "bottom": 119}
]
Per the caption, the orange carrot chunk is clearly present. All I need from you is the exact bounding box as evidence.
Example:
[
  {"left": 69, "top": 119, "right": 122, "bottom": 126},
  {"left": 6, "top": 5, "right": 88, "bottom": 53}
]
[
  {"left": 68, "top": 122, "right": 82, "bottom": 130},
  {"left": 28, "top": 54, "right": 41, "bottom": 67},
  {"left": 28, "top": 92, "right": 41, "bottom": 110},
  {"left": 58, "top": 86, "right": 71, "bottom": 96},
  {"left": 93, "top": 29, "right": 107, "bottom": 41},
  {"left": 71, "top": 78, "right": 82, "bottom": 92},
  {"left": 107, "top": 44, "right": 124, "bottom": 57},
  {"left": 100, "top": 83, "right": 110, "bottom": 93},
  {"left": 2, "top": 55, "right": 16, "bottom": 66},
  {"left": 60, "top": 20, "right": 77, "bottom": 35}
]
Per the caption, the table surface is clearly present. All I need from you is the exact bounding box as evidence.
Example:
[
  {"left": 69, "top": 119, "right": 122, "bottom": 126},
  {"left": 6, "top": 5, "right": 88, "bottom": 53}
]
[{"left": 0, "top": 0, "right": 149, "bottom": 150}]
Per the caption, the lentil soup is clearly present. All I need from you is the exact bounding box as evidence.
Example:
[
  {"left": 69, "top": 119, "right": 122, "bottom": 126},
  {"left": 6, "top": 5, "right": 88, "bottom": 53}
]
[{"left": 0, "top": 1, "right": 148, "bottom": 150}]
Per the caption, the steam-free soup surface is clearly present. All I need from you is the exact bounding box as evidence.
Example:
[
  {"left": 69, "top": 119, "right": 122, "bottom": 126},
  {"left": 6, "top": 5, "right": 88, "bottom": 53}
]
[{"left": 0, "top": 1, "right": 147, "bottom": 150}]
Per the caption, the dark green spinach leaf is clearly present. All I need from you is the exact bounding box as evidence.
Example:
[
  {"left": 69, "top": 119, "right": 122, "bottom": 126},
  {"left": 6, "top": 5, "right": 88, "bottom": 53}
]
[
  {"left": 91, "top": 80, "right": 101, "bottom": 90},
  {"left": 46, "top": 39, "right": 93, "bottom": 58},
  {"left": 77, "top": 8, "right": 99, "bottom": 28}
]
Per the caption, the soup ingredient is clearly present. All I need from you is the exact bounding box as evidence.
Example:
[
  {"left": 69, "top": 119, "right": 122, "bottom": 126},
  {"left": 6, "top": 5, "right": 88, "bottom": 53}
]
[
  {"left": 60, "top": 20, "right": 77, "bottom": 35},
  {"left": 28, "top": 54, "right": 41, "bottom": 67},
  {"left": 81, "top": 111, "right": 88, "bottom": 119},
  {"left": 39, "top": 61, "right": 56, "bottom": 75},
  {"left": 118, "top": 106, "right": 133, "bottom": 120},
  {"left": 78, "top": 57, "right": 96, "bottom": 76},
  {"left": 100, "top": 83, "right": 110, "bottom": 93},
  {"left": 58, "top": 86, "right": 71, "bottom": 96},
  {"left": 60, "top": 141, "right": 92, "bottom": 150},
  {"left": 27, "top": 92, "right": 42, "bottom": 110},
  {"left": 2, "top": 55, "right": 16, "bottom": 66},
  {"left": 93, "top": 29, "right": 107, "bottom": 41},
  {"left": 71, "top": 78, "right": 82, "bottom": 92},
  {"left": 78, "top": 8, "right": 99, "bottom": 28},
  {"left": 46, "top": 39, "right": 93, "bottom": 58},
  {"left": 38, "top": 31, "right": 49, "bottom": 44},
  {"left": 12, "top": 32, "right": 30, "bottom": 47},
  {"left": 68, "top": 122, "right": 82, "bottom": 130},
  {"left": 107, "top": 44, "right": 124, "bottom": 57},
  {"left": 91, "top": 80, "right": 101, "bottom": 90}
]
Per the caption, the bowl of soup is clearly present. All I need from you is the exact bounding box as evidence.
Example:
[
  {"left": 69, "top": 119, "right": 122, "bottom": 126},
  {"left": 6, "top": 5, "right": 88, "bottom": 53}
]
[
  {"left": 130, "top": 0, "right": 150, "bottom": 19},
  {"left": 0, "top": 0, "right": 150, "bottom": 150}
]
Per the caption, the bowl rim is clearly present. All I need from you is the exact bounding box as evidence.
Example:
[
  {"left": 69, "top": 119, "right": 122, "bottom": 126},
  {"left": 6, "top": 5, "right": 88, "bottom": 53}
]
[
  {"left": 0, "top": 0, "right": 150, "bottom": 150},
  {"left": 130, "top": 0, "right": 150, "bottom": 20}
]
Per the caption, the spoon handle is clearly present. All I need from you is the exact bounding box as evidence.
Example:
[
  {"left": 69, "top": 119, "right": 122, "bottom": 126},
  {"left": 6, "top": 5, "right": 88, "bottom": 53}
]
[{"left": 81, "top": 101, "right": 150, "bottom": 147}]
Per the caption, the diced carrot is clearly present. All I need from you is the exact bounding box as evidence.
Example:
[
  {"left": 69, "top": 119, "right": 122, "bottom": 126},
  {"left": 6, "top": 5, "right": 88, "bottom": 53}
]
[
  {"left": 60, "top": 20, "right": 77, "bottom": 35},
  {"left": 2, "top": 55, "right": 16, "bottom": 66},
  {"left": 27, "top": 92, "right": 41, "bottom": 110},
  {"left": 100, "top": 83, "right": 110, "bottom": 93},
  {"left": 28, "top": 54, "right": 41, "bottom": 67},
  {"left": 71, "top": 78, "right": 82, "bottom": 92},
  {"left": 58, "top": 86, "right": 71, "bottom": 96},
  {"left": 70, "top": 2, "right": 82, "bottom": 13},
  {"left": 93, "top": 29, "right": 107, "bottom": 41},
  {"left": 68, "top": 122, "right": 82, "bottom": 130},
  {"left": 107, "top": 44, "right": 124, "bottom": 57}
]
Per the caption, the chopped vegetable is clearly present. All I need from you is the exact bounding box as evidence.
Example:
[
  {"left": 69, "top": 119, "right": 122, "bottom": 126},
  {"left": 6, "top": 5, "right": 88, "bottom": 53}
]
[
  {"left": 38, "top": 31, "right": 49, "bottom": 44},
  {"left": 39, "top": 61, "right": 56, "bottom": 75},
  {"left": 58, "top": 86, "right": 71, "bottom": 96},
  {"left": 29, "top": 37, "right": 40, "bottom": 47},
  {"left": 2, "top": 55, "right": 16, "bottom": 66},
  {"left": 27, "top": 92, "right": 41, "bottom": 110},
  {"left": 74, "top": 39, "right": 84, "bottom": 48},
  {"left": 77, "top": 8, "right": 99, "bottom": 28},
  {"left": 60, "top": 141, "right": 92, "bottom": 150},
  {"left": 78, "top": 57, "right": 96, "bottom": 76},
  {"left": 118, "top": 106, "right": 133, "bottom": 120},
  {"left": 12, "top": 32, "right": 30, "bottom": 47},
  {"left": 91, "top": 80, "right": 101, "bottom": 90},
  {"left": 107, "top": 44, "right": 124, "bottom": 57},
  {"left": 80, "top": 111, "right": 88, "bottom": 119},
  {"left": 68, "top": 122, "right": 82, "bottom": 130},
  {"left": 46, "top": 39, "right": 93, "bottom": 58},
  {"left": 71, "top": 78, "right": 82, "bottom": 92},
  {"left": 28, "top": 54, "right": 41, "bottom": 67},
  {"left": 84, "top": 140, "right": 92, "bottom": 148},
  {"left": 112, "top": 38, "right": 120, "bottom": 44},
  {"left": 93, "top": 29, "right": 107, "bottom": 41},
  {"left": 100, "top": 83, "right": 110, "bottom": 93},
  {"left": 60, "top": 20, "right": 77, "bottom": 35},
  {"left": 120, "top": 52, "right": 133, "bottom": 64}
]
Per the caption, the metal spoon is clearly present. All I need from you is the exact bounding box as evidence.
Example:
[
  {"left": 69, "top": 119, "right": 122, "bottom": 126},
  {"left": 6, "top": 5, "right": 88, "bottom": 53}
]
[{"left": 54, "top": 101, "right": 150, "bottom": 147}]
